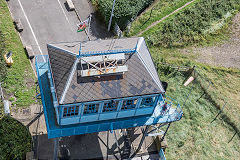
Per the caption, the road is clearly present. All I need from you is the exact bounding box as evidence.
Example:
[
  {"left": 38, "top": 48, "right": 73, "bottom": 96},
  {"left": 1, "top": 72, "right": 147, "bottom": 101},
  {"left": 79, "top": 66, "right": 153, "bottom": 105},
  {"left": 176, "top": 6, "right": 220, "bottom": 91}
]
[{"left": 8, "top": 0, "right": 88, "bottom": 56}]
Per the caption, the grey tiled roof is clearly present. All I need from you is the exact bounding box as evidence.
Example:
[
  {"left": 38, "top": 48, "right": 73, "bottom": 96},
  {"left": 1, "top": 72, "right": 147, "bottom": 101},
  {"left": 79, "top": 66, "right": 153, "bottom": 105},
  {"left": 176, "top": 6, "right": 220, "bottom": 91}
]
[
  {"left": 47, "top": 38, "right": 164, "bottom": 104},
  {"left": 47, "top": 45, "right": 76, "bottom": 100}
]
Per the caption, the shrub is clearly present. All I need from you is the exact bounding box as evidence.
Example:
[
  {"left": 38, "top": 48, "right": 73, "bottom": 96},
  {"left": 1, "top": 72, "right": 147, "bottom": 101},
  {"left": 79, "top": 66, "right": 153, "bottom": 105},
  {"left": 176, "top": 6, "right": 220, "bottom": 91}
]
[
  {"left": 98, "top": 0, "right": 154, "bottom": 29},
  {"left": 0, "top": 116, "right": 32, "bottom": 160},
  {"left": 148, "top": 0, "right": 240, "bottom": 47}
]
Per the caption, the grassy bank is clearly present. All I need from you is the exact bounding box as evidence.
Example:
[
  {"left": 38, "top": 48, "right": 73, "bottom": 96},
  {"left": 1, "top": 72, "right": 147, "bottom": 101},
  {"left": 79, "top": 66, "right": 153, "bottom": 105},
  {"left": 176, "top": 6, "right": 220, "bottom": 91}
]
[
  {"left": 150, "top": 47, "right": 240, "bottom": 159},
  {"left": 0, "top": 1, "right": 36, "bottom": 107},
  {"left": 129, "top": 0, "right": 192, "bottom": 36},
  {"left": 142, "top": 0, "right": 240, "bottom": 47}
]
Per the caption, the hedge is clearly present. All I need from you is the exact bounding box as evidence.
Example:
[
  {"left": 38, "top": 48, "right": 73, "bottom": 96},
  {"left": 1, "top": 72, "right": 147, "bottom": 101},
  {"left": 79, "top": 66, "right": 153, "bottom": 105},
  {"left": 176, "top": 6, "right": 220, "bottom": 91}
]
[
  {"left": 0, "top": 116, "right": 32, "bottom": 160},
  {"left": 98, "top": 0, "right": 154, "bottom": 29}
]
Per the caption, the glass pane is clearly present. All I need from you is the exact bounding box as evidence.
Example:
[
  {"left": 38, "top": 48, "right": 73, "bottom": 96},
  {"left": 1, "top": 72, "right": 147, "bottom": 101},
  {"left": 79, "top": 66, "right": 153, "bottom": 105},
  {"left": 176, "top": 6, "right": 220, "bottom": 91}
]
[
  {"left": 84, "top": 103, "right": 99, "bottom": 114},
  {"left": 122, "top": 99, "right": 137, "bottom": 110},
  {"left": 103, "top": 100, "right": 119, "bottom": 112},
  {"left": 63, "top": 106, "right": 79, "bottom": 117},
  {"left": 140, "top": 96, "right": 156, "bottom": 108}
]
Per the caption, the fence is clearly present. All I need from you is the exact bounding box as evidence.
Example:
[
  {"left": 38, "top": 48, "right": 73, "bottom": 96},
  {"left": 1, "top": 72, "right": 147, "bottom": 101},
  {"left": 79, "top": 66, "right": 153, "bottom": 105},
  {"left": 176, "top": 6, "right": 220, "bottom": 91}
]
[{"left": 158, "top": 62, "right": 239, "bottom": 142}]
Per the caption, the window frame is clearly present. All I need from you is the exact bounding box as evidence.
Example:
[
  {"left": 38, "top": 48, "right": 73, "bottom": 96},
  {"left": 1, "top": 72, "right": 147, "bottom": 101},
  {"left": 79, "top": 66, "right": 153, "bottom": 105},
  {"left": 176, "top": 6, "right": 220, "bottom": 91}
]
[
  {"left": 121, "top": 98, "right": 138, "bottom": 110},
  {"left": 83, "top": 103, "right": 100, "bottom": 115},
  {"left": 62, "top": 105, "right": 80, "bottom": 118},
  {"left": 103, "top": 100, "right": 119, "bottom": 113}
]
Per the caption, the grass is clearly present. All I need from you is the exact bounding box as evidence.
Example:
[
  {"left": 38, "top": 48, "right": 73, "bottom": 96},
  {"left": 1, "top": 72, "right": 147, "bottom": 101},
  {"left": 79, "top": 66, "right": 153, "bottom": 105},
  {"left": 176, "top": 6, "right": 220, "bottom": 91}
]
[
  {"left": 141, "top": 0, "right": 239, "bottom": 47},
  {"left": 129, "top": 0, "right": 193, "bottom": 36},
  {"left": 0, "top": 1, "right": 36, "bottom": 107},
  {"left": 140, "top": 0, "right": 199, "bottom": 37},
  {"left": 150, "top": 47, "right": 240, "bottom": 159}
]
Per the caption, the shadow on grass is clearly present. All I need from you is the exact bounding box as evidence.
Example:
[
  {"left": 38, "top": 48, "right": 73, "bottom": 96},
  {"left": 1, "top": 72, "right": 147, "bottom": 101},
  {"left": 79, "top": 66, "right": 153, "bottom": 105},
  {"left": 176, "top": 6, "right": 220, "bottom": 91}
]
[{"left": 198, "top": 79, "right": 240, "bottom": 140}]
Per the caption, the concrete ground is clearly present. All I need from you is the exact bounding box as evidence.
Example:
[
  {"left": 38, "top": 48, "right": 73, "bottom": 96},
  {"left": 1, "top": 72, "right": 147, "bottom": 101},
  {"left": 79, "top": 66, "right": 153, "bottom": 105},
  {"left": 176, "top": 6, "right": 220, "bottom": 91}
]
[
  {"left": 72, "top": 0, "right": 114, "bottom": 40},
  {"left": 8, "top": 0, "right": 88, "bottom": 55}
]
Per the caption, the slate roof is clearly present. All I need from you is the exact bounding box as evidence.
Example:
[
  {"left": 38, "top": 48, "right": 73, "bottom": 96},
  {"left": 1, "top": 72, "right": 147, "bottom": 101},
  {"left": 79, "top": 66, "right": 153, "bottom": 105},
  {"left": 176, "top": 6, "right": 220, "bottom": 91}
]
[{"left": 47, "top": 37, "right": 164, "bottom": 104}]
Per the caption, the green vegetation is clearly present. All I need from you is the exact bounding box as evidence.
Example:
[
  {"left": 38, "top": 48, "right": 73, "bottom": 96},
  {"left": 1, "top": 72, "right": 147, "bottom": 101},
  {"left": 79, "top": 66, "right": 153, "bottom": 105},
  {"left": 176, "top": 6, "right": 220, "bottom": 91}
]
[
  {"left": 0, "top": 31, "right": 7, "bottom": 82},
  {"left": 143, "top": 0, "right": 240, "bottom": 47},
  {"left": 0, "top": 116, "right": 32, "bottom": 159},
  {"left": 128, "top": 0, "right": 240, "bottom": 158},
  {"left": 96, "top": 0, "right": 154, "bottom": 29},
  {"left": 151, "top": 48, "right": 240, "bottom": 159},
  {"left": 0, "top": 0, "right": 36, "bottom": 107},
  {"left": 129, "top": 0, "right": 192, "bottom": 36}
]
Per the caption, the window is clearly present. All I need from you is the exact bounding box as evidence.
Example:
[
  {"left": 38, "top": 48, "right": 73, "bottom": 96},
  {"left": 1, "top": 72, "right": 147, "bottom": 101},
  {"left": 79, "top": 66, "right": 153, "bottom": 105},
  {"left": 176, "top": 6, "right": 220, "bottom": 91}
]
[
  {"left": 63, "top": 106, "right": 79, "bottom": 117},
  {"left": 84, "top": 103, "right": 99, "bottom": 114},
  {"left": 121, "top": 99, "right": 137, "bottom": 110},
  {"left": 140, "top": 96, "right": 156, "bottom": 108},
  {"left": 103, "top": 100, "right": 119, "bottom": 112}
]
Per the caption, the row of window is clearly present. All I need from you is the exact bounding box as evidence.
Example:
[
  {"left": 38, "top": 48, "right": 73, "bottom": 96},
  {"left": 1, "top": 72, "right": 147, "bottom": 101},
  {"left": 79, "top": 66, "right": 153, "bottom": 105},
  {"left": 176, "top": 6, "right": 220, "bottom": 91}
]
[{"left": 62, "top": 96, "right": 157, "bottom": 117}]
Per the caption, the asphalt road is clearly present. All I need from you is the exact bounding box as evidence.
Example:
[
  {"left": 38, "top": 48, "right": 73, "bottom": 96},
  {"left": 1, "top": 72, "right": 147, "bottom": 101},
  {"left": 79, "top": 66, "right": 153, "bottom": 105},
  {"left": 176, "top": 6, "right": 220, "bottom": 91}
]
[{"left": 8, "top": 0, "right": 88, "bottom": 56}]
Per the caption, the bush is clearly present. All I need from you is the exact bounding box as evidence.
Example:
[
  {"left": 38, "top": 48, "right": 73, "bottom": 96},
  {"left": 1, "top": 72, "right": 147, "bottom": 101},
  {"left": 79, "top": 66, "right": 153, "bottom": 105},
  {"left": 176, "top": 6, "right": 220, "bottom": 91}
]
[
  {"left": 98, "top": 0, "right": 154, "bottom": 29},
  {"left": 0, "top": 116, "right": 32, "bottom": 160},
  {"left": 0, "top": 31, "right": 7, "bottom": 82},
  {"left": 148, "top": 0, "right": 240, "bottom": 47}
]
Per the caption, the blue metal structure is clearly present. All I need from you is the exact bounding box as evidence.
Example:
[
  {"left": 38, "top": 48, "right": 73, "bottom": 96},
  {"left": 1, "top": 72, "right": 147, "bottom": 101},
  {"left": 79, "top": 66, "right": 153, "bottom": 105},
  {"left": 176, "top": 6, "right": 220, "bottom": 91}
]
[
  {"left": 159, "top": 149, "right": 166, "bottom": 160},
  {"left": 36, "top": 54, "right": 182, "bottom": 139}
]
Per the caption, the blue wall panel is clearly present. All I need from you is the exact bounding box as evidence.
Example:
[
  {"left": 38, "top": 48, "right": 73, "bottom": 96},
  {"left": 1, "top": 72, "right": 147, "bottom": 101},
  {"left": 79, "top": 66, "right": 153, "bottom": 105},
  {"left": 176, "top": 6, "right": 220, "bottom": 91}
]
[
  {"left": 87, "top": 124, "right": 99, "bottom": 133},
  {"left": 61, "top": 117, "right": 79, "bottom": 125},
  {"left": 117, "top": 110, "right": 135, "bottom": 118},
  {"left": 99, "top": 112, "right": 118, "bottom": 121},
  {"left": 81, "top": 114, "right": 98, "bottom": 123},
  {"left": 99, "top": 123, "right": 111, "bottom": 131},
  {"left": 75, "top": 126, "right": 87, "bottom": 135},
  {"left": 135, "top": 107, "right": 154, "bottom": 116}
]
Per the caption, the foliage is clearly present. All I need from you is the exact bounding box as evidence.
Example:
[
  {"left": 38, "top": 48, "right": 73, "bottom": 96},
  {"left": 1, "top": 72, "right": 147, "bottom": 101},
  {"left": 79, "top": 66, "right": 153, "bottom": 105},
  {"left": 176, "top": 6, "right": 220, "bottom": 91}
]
[
  {"left": 150, "top": 46, "right": 240, "bottom": 159},
  {"left": 129, "top": 0, "right": 192, "bottom": 36},
  {"left": 97, "top": 0, "right": 154, "bottom": 29},
  {"left": 0, "top": 116, "right": 32, "bottom": 160},
  {"left": 0, "top": 31, "right": 7, "bottom": 82},
  {"left": 0, "top": 0, "right": 36, "bottom": 106},
  {"left": 144, "top": 0, "right": 240, "bottom": 47}
]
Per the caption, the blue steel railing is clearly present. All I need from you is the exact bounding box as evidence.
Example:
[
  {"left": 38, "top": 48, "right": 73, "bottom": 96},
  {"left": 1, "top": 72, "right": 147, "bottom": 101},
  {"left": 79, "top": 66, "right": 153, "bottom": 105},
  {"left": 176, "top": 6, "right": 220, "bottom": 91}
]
[
  {"left": 36, "top": 55, "right": 60, "bottom": 124},
  {"left": 78, "top": 47, "right": 137, "bottom": 57},
  {"left": 156, "top": 95, "right": 183, "bottom": 122}
]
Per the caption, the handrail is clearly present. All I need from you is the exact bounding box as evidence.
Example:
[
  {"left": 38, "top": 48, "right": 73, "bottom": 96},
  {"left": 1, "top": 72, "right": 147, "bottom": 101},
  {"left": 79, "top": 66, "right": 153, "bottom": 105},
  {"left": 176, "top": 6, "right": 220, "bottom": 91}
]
[{"left": 158, "top": 95, "right": 183, "bottom": 121}]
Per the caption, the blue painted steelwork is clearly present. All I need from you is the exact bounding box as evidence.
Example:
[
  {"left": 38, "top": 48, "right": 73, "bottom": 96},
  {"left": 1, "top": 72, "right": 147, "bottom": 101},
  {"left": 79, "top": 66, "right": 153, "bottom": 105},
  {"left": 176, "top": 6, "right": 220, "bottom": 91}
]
[
  {"left": 77, "top": 47, "right": 137, "bottom": 58},
  {"left": 159, "top": 149, "right": 166, "bottom": 160},
  {"left": 35, "top": 55, "right": 183, "bottom": 138}
]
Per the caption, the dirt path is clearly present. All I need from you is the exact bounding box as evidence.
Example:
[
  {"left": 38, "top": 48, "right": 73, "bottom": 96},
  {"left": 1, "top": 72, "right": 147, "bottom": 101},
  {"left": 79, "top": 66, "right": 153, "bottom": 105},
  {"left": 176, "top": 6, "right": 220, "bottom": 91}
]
[
  {"left": 187, "top": 13, "right": 240, "bottom": 69},
  {"left": 137, "top": 0, "right": 196, "bottom": 36}
]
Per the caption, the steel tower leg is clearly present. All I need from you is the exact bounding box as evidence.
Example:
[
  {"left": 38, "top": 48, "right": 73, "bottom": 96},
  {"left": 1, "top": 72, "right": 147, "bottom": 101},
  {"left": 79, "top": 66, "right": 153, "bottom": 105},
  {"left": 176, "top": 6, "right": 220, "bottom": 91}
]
[
  {"left": 53, "top": 138, "right": 59, "bottom": 160},
  {"left": 113, "top": 130, "right": 122, "bottom": 158},
  {"left": 130, "top": 125, "right": 151, "bottom": 158},
  {"left": 160, "top": 123, "right": 171, "bottom": 142}
]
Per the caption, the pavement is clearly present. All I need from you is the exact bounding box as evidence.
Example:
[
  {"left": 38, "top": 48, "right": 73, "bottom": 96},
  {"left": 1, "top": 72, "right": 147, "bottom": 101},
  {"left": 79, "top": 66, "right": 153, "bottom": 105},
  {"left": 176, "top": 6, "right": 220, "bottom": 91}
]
[
  {"left": 8, "top": 0, "right": 88, "bottom": 55},
  {"left": 7, "top": 0, "right": 160, "bottom": 159}
]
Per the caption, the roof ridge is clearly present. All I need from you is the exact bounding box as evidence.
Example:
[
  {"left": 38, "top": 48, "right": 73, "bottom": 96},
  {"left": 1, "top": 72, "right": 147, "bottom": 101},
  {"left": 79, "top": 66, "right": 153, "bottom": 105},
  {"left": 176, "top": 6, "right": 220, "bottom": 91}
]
[
  {"left": 59, "top": 58, "right": 79, "bottom": 104},
  {"left": 136, "top": 40, "right": 164, "bottom": 91}
]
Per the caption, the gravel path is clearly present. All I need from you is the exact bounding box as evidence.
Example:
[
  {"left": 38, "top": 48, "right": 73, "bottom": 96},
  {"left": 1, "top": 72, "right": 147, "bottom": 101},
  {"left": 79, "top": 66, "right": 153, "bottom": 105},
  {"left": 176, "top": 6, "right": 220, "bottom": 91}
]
[{"left": 190, "top": 13, "right": 240, "bottom": 69}]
